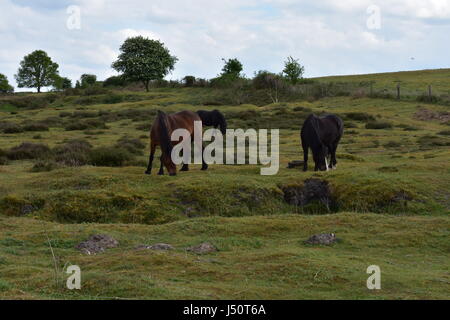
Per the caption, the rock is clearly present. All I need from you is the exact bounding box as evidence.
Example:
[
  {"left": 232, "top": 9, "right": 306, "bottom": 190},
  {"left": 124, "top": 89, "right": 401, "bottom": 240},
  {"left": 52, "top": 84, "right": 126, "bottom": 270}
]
[
  {"left": 287, "top": 160, "right": 304, "bottom": 169},
  {"left": 186, "top": 242, "right": 217, "bottom": 254},
  {"left": 75, "top": 234, "right": 119, "bottom": 255},
  {"left": 304, "top": 233, "right": 338, "bottom": 245},
  {"left": 135, "top": 243, "right": 174, "bottom": 251}
]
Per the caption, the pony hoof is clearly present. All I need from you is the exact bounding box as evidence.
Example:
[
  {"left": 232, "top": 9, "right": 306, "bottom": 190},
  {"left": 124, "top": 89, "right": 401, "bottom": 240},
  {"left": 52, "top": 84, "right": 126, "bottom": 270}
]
[
  {"left": 145, "top": 171, "right": 151, "bottom": 175},
  {"left": 201, "top": 166, "right": 208, "bottom": 171},
  {"left": 158, "top": 172, "right": 164, "bottom": 176},
  {"left": 180, "top": 167, "right": 189, "bottom": 172}
]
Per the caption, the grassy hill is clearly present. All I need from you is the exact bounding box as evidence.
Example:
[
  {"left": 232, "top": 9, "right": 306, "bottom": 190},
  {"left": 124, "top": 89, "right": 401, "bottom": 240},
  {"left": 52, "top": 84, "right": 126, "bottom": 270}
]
[{"left": 0, "top": 69, "right": 449, "bottom": 299}]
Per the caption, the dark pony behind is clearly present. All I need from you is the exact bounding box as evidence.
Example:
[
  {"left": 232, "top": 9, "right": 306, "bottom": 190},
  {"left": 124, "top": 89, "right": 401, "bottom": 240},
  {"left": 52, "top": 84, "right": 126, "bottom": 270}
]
[
  {"left": 196, "top": 109, "right": 227, "bottom": 134},
  {"left": 145, "top": 110, "right": 208, "bottom": 176},
  {"left": 300, "top": 114, "right": 344, "bottom": 171}
]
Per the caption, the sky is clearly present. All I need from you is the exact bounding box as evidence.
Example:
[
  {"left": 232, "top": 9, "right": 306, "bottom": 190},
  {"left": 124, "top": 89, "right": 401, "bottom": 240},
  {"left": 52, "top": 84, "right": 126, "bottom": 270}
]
[{"left": 0, "top": 0, "right": 449, "bottom": 91}]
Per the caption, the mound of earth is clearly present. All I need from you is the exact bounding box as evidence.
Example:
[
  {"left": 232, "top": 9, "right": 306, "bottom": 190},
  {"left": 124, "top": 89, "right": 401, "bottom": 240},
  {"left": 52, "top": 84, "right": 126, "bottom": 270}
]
[
  {"left": 413, "top": 108, "right": 450, "bottom": 123},
  {"left": 135, "top": 243, "right": 174, "bottom": 251},
  {"left": 304, "top": 233, "right": 338, "bottom": 245},
  {"left": 75, "top": 234, "right": 119, "bottom": 255},
  {"left": 282, "top": 178, "right": 335, "bottom": 209},
  {"left": 186, "top": 242, "right": 217, "bottom": 254}
]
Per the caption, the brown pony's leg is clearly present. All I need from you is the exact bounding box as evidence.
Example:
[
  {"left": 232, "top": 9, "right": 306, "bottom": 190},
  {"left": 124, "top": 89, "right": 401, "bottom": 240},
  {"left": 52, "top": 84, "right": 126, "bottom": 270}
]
[
  {"left": 158, "top": 156, "right": 164, "bottom": 175},
  {"left": 302, "top": 142, "right": 309, "bottom": 172},
  {"left": 145, "top": 143, "right": 156, "bottom": 174}
]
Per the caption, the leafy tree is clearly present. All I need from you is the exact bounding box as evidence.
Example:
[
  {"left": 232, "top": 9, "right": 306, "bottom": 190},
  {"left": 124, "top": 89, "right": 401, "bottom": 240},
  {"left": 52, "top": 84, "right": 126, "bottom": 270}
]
[
  {"left": 15, "top": 50, "right": 59, "bottom": 93},
  {"left": 52, "top": 76, "right": 72, "bottom": 91},
  {"left": 221, "top": 58, "right": 243, "bottom": 77},
  {"left": 112, "top": 36, "right": 178, "bottom": 92},
  {"left": 282, "top": 56, "right": 304, "bottom": 84},
  {"left": 80, "top": 74, "right": 97, "bottom": 88},
  {"left": 103, "top": 75, "right": 128, "bottom": 87},
  {"left": 253, "top": 70, "right": 286, "bottom": 103},
  {"left": 0, "top": 73, "right": 14, "bottom": 93},
  {"left": 183, "top": 76, "right": 196, "bottom": 87}
]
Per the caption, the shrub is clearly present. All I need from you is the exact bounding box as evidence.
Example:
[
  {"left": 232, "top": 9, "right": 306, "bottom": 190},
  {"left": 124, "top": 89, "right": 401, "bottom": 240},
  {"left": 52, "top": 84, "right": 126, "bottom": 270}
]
[
  {"left": 22, "top": 122, "right": 49, "bottom": 132},
  {"left": 365, "top": 121, "right": 392, "bottom": 129},
  {"left": 7, "top": 143, "right": 51, "bottom": 160},
  {"left": 53, "top": 139, "right": 92, "bottom": 166},
  {"left": 65, "top": 119, "right": 107, "bottom": 131},
  {"left": 116, "top": 136, "right": 146, "bottom": 155},
  {"left": 344, "top": 112, "right": 376, "bottom": 122},
  {"left": 31, "top": 159, "right": 57, "bottom": 172},
  {"left": 89, "top": 147, "right": 134, "bottom": 167},
  {"left": 0, "top": 156, "right": 8, "bottom": 165},
  {"left": 59, "top": 111, "right": 72, "bottom": 117},
  {"left": 384, "top": 141, "right": 402, "bottom": 148},
  {"left": 437, "top": 130, "right": 450, "bottom": 136},
  {"left": 2, "top": 123, "right": 23, "bottom": 133},
  {"left": 103, "top": 75, "right": 128, "bottom": 87},
  {"left": 103, "top": 94, "right": 124, "bottom": 104}
]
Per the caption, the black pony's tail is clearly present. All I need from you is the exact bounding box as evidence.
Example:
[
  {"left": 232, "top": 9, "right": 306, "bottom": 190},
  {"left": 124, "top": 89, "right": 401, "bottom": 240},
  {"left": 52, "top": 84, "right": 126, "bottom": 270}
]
[{"left": 157, "top": 110, "right": 172, "bottom": 156}]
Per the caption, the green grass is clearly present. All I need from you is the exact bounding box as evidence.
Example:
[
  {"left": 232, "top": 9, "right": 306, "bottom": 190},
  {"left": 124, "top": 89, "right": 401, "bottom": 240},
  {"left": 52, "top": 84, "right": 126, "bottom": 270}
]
[{"left": 0, "top": 69, "right": 449, "bottom": 299}]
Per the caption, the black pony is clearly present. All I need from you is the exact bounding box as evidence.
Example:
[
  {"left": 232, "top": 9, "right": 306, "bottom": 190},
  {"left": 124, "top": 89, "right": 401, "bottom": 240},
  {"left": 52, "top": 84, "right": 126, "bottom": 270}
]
[
  {"left": 196, "top": 109, "right": 227, "bottom": 134},
  {"left": 300, "top": 114, "right": 343, "bottom": 171}
]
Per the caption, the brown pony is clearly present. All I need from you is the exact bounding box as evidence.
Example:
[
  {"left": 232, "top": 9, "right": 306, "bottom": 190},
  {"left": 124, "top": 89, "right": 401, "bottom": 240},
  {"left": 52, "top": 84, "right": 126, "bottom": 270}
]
[{"left": 145, "top": 110, "right": 208, "bottom": 176}]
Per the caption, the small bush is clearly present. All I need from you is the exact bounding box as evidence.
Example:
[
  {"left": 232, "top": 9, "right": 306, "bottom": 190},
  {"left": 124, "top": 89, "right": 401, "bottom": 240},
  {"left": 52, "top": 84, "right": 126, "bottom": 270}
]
[
  {"left": 344, "top": 112, "right": 376, "bottom": 122},
  {"left": 65, "top": 119, "right": 107, "bottom": 131},
  {"left": 2, "top": 123, "right": 23, "bottom": 133},
  {"left": 437, "top": 130, "right": 450, "bottom": 136},
  {"left": 116, "top": 136, "right": 146, "bottom": 155},
  {"left": 53, "top": 139, "right": 92, "bottom": 166},
  {"left": 22, "top": 122, "right": 49, "bottom": 132},
  {"left": 31, "top": 160, "right": 57, "bottom": 172},
  {"left": 89, "top": 147, "right": 134, "bottom": 167},
  {"left": 7, "top": 143, "right": 51, "bottom": 160},
  {"left": 365, "top": 121, "right": 392, "bottom": 129},
  {"left": 59, "top": 111, "right": 72, "bottom": 117},
  {"left": 384, "top": 141, "right": 402, "bottom": 148},
  {"left": 103, "top": 94, "right": 124, "bottom": 104}
]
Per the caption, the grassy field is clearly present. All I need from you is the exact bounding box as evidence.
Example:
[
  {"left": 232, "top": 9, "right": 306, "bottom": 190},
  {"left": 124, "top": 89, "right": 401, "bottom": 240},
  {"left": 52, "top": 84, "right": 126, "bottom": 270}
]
[{"left": 0, "top": 69, "right": 449, "bottom": 299}]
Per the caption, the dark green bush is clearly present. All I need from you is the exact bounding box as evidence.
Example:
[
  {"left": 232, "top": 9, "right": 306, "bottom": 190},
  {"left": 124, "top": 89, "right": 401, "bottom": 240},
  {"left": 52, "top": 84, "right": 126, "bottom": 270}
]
[
  {"left": 2, "top": 123, "right": 23, "bottom": 133},
  {"left": 89, "top": 147, "right": 134, "bottom": 167},
  {"left": 7, "top": 143, "right": 51, "bottom": 160},
  {"left": 103, "top": 94, "right": 124, "bottom": 104},
  {"left": 53, "top": 139, "right": 92, "bottom": 166},
  {"left": 344, "top": 112, "right": 376, "bottom": 122},
  {"left": 22, "top": 122, "right": 49, "bottom": 132},
  {"left": 116, "top": 136, "right": 146, "bottom": 155},
  {"left": 31, "top": 160, "right": 57, "bottom": 172},
  {"left": 365, "top": 121, "right": 392, "bottom": 129}
]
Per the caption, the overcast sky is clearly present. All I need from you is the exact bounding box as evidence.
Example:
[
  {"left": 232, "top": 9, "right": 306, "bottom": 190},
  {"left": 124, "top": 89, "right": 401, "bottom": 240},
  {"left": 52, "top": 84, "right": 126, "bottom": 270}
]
[{"left": 1, "top": 0, "right": 449, "bottom": 91}]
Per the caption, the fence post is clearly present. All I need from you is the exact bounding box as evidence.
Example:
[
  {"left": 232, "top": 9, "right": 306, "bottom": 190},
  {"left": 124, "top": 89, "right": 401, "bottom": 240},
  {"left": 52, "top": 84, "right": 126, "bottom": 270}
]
[{"left": 396, "top": 84, "right": 400, "bottom": 100}]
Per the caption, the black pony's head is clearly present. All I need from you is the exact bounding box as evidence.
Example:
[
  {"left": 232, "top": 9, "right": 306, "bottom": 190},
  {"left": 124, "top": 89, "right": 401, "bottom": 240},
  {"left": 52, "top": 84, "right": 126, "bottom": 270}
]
[
  {"left": 312, "top": 143, "right": 329, "bottom": 171},
  {"left": 213, "top": 110, "right": 227, "bottom": 135}
]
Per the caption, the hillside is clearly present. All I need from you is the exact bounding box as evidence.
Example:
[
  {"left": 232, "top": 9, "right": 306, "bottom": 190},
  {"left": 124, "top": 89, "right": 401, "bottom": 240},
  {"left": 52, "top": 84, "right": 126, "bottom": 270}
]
[{"left": 0, "top": 69, "right": 449, "bottom": 299}]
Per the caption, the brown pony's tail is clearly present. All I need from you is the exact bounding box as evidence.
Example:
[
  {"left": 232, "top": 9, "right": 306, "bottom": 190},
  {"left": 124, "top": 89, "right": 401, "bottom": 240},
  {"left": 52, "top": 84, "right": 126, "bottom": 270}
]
[{"left": 157, "top": 110, "right": 173, "bottom": 156}]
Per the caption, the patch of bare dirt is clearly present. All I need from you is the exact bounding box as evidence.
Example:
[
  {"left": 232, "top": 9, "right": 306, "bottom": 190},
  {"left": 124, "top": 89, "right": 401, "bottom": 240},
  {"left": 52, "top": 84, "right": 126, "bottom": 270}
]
[
  {"left": 304, "top": 233, "right": 338, "bottom": 245},
  {"left": 186, "top": 242, "right": 217, "bottom": 254},
  {"left": 75, "top": 234, "right": 119, "bottom": 255},
  {"left": 413, "top": 108, "right": 450, "bottom": 123}
]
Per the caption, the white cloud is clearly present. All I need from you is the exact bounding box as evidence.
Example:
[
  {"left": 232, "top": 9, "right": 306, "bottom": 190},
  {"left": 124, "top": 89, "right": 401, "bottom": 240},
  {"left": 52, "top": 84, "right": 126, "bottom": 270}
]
[{"left": 0, "top": 0, "right": 448, "bottom": 91}]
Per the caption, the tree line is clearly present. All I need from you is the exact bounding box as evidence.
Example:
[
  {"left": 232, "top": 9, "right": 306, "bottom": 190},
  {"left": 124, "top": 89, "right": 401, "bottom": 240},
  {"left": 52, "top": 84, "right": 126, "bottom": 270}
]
[{"left": 0, "top": 36, "right": 304, "bottom": 94}]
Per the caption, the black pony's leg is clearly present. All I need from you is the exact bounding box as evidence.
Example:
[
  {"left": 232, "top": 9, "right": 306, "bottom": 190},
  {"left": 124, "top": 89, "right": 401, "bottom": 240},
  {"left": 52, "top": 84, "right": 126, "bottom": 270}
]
[
  {"left": 158, "top": 156, "right": 164, "bottom": 175},
  {"left": 145, "top": 144, "right": 156, "bottom": 175},
  {"left": 302, "top": 143, "right": 309, "bottom": 172},
  {"left": 331, "top": 144, "right": 338, "bottom": 169},
  {"left": 201, "top": 144, "right": 208, "bottom": 170},
  {"left": 180, "top": 148, "right": 189, "bottom": 171}
]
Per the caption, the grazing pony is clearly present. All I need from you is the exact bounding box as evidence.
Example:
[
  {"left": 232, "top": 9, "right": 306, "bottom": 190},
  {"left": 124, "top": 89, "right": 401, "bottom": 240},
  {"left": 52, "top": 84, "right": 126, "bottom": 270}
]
[
  {"left": 145, "top": 110, "right": 208, "bottom": 176},
  {"left": 196, "top": 109, "right": 227, "bottom": 134},
  {"left": 300, "top": 114, "right": 343, "bottom": 171}
]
